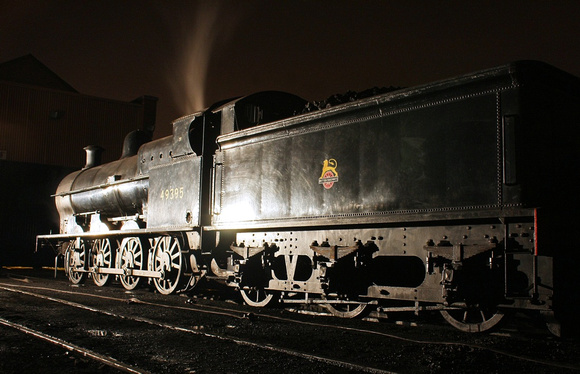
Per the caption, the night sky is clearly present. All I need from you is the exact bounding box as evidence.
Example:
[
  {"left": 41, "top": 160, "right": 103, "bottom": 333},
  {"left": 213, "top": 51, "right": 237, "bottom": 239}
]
[{"left": 2, "top": 0, "right": 579, "bottom": 137}]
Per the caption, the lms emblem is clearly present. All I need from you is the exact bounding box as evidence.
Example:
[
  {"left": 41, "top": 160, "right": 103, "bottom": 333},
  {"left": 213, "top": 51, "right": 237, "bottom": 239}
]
[{"left": 319, "top": 159, "right": 339, "bottom": 189}]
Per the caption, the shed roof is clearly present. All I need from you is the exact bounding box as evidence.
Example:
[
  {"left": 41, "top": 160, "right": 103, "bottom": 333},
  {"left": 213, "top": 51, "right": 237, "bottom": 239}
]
[{"left": 0, "top": 54, "right": 77, "bottom": 93}]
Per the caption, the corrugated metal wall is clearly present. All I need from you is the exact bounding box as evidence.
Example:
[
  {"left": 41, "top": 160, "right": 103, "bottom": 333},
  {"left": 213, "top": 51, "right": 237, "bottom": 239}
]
[
  {"left": 0, "top": 160, "right": 73, "bottom": 266},
  {"left": 0, "top": 82, "right": 156, "bottom": 265},
  {"left": 0, "top": 82, "right": 150, "bottom": 168}
]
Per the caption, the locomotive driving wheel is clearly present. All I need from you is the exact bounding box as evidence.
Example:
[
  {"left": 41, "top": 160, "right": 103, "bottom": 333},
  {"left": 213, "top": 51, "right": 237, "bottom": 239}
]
[
  {"left": 440, "top": 305, "right": 504, "bottom": 332},
  {"left": 91, "top": 238, "right": 114, "bottom": 287},
  {"left": 240, "top": 288, "right": 277, "bottom": 307},
  {"left": 150, "top": 235, "right": 185, "bottom": 295},
  {"left": 118, "top": 237, "right": 145, "bottom": 290},
  {"left": 65, "top": 239, "right": 87, "bottom": 285}
]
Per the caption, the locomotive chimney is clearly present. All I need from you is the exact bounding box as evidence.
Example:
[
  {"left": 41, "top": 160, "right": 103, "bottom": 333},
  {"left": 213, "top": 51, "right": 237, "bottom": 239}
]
[{"left": 83, "top": 145, "right": 103, "bottom": 169}]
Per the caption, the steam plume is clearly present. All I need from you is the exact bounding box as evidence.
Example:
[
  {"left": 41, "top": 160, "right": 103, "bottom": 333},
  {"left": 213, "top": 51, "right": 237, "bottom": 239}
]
[{"left": 167, "top": 1, "right": 226, "bottom": 115}]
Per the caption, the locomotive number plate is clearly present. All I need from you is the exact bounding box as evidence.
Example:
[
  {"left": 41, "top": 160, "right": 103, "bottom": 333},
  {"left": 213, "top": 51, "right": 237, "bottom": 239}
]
[{"left": 160, "top": 186, "right": 184, "bottom": 200}]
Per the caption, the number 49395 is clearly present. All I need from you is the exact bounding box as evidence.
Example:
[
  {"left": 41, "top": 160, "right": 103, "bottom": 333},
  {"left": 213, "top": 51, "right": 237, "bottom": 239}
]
[{"left": 160, "top": 187, "right": 184, "bottom": 200}]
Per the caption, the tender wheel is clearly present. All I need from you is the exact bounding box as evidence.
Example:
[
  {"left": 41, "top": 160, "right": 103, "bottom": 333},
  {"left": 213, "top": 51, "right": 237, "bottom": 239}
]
[
  {"left": 541, "top": 310, "right": 561, "bottom": 337},
  {"left": 240, "top": 288, "right": 276, "bottom": 307},
  {"left": 150, "top": 236, "right": 185, "bottom": 295},
  {"left": 118, "top": 237, "right": 145, "bottom": 290},
  {"left": 324, "top": 301, "right": 368, "bottom": 318},
  {"left": 440, "top": 306, "right": 504, "bottom": 332},
  {"left": 91, "top": 238, "right": 114, "bottom": 287},
  {"left": 65, "top": 239, "right": 87, "bottom": 285}
]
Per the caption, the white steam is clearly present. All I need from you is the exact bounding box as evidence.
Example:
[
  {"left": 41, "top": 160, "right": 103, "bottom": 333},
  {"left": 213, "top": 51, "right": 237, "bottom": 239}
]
[{"left": 166, "top": 1, "right": 227, "bottom": 115}]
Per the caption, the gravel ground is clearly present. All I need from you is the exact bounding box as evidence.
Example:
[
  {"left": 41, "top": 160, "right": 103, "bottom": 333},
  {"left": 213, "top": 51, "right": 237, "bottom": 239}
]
[{"left": 1, "top": 268, "right": 579, "bottom": 374}]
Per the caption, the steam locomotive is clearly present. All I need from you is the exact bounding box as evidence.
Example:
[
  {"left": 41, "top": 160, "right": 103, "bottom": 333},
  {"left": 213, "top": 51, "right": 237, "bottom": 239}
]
[{"left": 38, "top": 61, "right": 580, "bottom": 335}]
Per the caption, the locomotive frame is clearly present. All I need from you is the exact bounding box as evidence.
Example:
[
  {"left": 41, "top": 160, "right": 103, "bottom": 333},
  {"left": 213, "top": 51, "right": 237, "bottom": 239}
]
[{"left": 37, "top": 61, "right": 580, "bottom": 336}]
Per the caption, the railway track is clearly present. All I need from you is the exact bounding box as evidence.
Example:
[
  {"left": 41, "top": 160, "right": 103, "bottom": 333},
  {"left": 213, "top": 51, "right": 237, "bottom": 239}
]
[
  {"left": 0, "top": 270, "right": 579, "bottom": 373},
  {"left": 0, "top": 316, "right": 145, "bottom": 373},
  {"left": 0, "top": 284, "right": 393, "bottom": 373}
]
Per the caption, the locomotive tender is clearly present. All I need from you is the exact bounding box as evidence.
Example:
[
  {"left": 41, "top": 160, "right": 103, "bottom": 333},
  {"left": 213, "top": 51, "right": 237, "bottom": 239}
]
[{"left": 38, "top": 61, "right": 580, "bottom": 335}]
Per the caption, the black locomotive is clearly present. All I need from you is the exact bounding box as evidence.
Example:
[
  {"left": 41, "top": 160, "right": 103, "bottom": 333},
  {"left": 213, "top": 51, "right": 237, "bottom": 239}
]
[{"left": 38, "top": 61, "right": 580, "bottom": 335}]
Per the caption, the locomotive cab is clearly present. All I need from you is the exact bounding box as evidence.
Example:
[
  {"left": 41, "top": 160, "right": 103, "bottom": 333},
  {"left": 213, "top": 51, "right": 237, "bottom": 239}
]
[
  {"left": 192, "top": 92, "right": 309, "bottom": 253},
  {"left": 210, "top": 91, "right": 307, "bottom": 136}
]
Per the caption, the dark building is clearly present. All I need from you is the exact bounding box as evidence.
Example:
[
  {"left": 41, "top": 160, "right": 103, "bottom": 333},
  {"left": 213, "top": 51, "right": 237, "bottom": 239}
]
[{"left": 0, "top": 55, "right": 157, "bottom": 266}]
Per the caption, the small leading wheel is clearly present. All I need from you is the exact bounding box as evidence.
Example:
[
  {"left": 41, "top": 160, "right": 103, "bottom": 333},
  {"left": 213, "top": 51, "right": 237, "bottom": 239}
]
[
  {"left": 324, "top": 301, "right": 368, "bottom": 318},
  {"left": 118, "top": 237, "right": 145, "bottom": 290},
  {"left": 240, "top": 288, "right": 276, "bottom": 307},
  {"left": 91, "top": 238, "right": 114, "bottom": 287},
  {"left": 440, "top": 306, "right": 504, "bottom": 332},
  {"left": 65, "top": 239, "right": 87, "bottom": 285},
  {"left": 150, "top": 236, "right": 185, "bottom": 295}
]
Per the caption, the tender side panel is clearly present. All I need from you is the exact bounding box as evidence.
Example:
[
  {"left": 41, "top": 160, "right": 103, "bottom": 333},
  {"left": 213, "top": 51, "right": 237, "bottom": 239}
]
[{"left": 214, "top": 93, "right": 501, "bottom": 228}]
